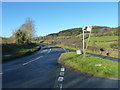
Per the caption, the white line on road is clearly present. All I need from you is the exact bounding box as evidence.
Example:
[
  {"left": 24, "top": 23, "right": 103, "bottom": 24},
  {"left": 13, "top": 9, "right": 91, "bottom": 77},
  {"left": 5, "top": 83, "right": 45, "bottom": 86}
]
[
  {"left": 58, "top": 77, "right": 64, "bottom": 82},
  {"left": 59, "top": 83, "right": 62, "bottom": 89},
  {"left": 46, "top": 48, "right": 52, "bottom": 54},
  {"left": 63, "top": 48, "right": 67, "bottom": 52},
  {"left": 61, "top": 67, "right": 65, "bottom": 72},
  {"left": 22, "top": 48, "right": 52, "bottom": 66},
  {"left": 59, "top": 72, "right": 64, "bottom": 76},
  {"left": 22, "top": 56, "right": 43, "bottom": 66}
]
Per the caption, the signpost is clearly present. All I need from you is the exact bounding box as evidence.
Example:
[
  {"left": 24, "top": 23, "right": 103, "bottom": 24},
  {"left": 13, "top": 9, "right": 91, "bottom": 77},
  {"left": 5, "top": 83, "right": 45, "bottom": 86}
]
[
  {"left": 82, "top": 27, "right": 87, "bottom": 53},
  {"left": 82, "top": 26, "right": 92, "bottom": 57}
]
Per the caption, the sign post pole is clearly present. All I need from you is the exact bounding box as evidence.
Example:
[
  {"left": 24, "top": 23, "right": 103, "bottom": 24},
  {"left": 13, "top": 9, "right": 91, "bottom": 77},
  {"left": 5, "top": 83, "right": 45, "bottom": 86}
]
[
  {"left": 83, "top": 27, "right": 85, "bottom": 53},
  {"left": 82, "top": 26, "right": 92, "bottom": 58},
  {"left": 84, "top": 26, "right": 92, "bottom": 57}
]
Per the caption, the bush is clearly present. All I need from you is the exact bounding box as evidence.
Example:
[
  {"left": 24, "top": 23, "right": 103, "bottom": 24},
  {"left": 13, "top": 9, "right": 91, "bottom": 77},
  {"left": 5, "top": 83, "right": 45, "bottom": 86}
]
[
  {"left": 14, "top": 29, "right": 26, "bottom": 44},
  {"left": 51, "top": 41, "right": 57, "bottom": 45}
]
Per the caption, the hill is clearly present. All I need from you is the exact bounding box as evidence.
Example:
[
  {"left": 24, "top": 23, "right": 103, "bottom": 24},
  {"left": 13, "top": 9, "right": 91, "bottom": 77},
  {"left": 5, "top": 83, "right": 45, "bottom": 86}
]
[
  {"left": 38, "top": 26, "right": 117, "bottom": 40},
  {"left": 37, "top": 26, "right": 118, "bottom": 58}
]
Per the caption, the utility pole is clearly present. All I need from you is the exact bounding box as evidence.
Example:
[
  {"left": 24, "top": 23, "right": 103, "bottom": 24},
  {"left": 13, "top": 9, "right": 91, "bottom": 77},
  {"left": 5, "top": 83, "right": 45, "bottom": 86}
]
[
  {"left": 83, "top": 27, "right": 85, "bottom": 53},
  {"left": 82, "top": 26, "right": 87, "bottom": 53}
]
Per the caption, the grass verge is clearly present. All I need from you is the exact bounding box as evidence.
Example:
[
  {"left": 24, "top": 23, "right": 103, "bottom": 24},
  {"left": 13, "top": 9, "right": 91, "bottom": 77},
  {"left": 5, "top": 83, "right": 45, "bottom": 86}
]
[
  {"left": 2, "top": 43, "right": 40, "bottom": 62},
  {"left": 59, "top": 52, "right": 119, "bottom": 78}
]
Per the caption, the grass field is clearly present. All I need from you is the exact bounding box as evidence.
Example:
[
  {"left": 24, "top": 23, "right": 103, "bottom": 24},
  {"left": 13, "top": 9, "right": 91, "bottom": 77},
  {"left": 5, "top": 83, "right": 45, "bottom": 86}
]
[
  {"left": 87, "top": 41, "right": 117, "bottom": 47},
  {"left": 59, "top": 52, "right": 119, "bottom": 78},
  {"left": 85, "top": 36, "right": 118, "bottom": 48},
  {"left": 2, "top": 43, "right": 40, "bottom": 61},
  {"left": 86, "top": 36, "right": 118, "bottom": 42}
]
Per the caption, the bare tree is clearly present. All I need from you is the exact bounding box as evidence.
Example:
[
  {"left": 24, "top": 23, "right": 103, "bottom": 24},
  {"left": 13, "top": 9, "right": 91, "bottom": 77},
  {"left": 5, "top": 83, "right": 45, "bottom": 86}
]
[
  {"left": 20, "top": 17, "right": 36, "bottom": 43},
  {"left": 13, "top": 18, "right": 36, "bottom": 44}
]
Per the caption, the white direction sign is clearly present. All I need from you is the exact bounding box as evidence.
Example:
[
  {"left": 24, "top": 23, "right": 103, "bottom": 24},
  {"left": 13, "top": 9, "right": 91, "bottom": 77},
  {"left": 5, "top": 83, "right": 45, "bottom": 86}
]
[
  {"left": 87, "top": 26, "right": 92, "bottom": 31},
  {"left": 82, "top": 26, "right": 92, "bottom": 31}
]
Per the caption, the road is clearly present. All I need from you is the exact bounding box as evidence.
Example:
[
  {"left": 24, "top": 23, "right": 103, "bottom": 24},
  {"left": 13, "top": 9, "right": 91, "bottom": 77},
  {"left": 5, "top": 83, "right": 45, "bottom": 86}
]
[{"left": 2, "top": 43, "right": 119, "bottom": 88}]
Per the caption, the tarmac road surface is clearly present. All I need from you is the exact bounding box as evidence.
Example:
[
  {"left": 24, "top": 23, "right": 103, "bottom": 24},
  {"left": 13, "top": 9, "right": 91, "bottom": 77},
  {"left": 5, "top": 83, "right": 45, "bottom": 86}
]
[{"left": 2, "top": 43, "right": 119, "bottom": 88}]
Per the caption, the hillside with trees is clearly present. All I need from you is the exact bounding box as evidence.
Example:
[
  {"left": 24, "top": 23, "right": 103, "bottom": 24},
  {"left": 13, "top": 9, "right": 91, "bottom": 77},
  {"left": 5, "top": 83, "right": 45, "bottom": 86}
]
[{"left": 37, "top": 26, "right": 118, "bottom": 58}]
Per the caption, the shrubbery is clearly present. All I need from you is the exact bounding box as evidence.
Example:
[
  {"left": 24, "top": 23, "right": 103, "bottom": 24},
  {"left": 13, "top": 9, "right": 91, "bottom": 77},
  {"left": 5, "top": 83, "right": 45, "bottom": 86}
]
[{"left": 13, "top": 18, "right": 35, "bottom": 45}]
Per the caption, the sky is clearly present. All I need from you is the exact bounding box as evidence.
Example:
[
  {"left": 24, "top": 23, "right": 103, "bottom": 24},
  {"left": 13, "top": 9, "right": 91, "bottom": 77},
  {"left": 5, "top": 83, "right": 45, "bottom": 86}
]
[{"left": 2, "top": 2, "right": 118, "bottom": 37}]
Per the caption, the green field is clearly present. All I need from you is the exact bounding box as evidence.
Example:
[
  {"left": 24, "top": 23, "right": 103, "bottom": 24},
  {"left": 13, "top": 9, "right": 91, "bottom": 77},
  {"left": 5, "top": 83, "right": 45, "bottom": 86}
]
[
  {"left": 86, "top": 36, "right": 118, "bottom": 42},
  {"left": 59, "top": 52, "right": 119, "bottom": 78},
  {"left": 88, "top": 41, "right": 117, "bottom": 47},
  {"left": 85, "top": 36, "right": 118, "bottom": 48}
]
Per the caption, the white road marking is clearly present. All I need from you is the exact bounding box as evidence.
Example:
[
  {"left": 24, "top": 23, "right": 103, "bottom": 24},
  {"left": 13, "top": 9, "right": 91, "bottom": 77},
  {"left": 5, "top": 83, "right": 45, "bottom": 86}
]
[
  {"left": 59, "top": 83, "right": 62, "bottom": 89},
  {"left": 22, "top": 56, "right": 43, "bottom": 66},
  {"left": 58, "top": 77, "right": 64, "bottom": 82},
  {"left": 46, "top": 49, "right": 51, "bottom": 54},
  {"left": 63, "top": 48, "right": 67, "bottom": 52},
  {"left": 59, "top": 72, "right": 64, "bottom": 76},
  {"left": 61, "top": 68, "right": 65, "bottom": 72},
  {"left": 22, "top": 48, "right": 51, "bottom": 66}
]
